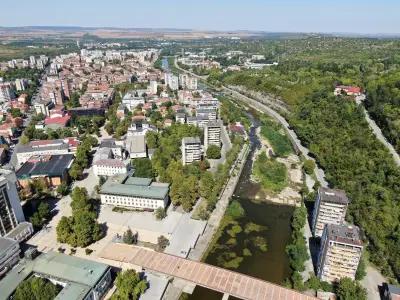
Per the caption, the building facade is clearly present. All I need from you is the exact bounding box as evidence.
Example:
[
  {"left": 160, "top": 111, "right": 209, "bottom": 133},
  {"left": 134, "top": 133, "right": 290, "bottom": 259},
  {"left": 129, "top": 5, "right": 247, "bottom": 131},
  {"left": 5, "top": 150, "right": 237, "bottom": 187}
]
[
  {"left": 312, "top": 187, "right": 350, "bottom": 237},
  {"left": 100, "top": 176, "right": 169, "bottom": 209},
  {"left": 0, "top": 237, "right": 20, "bottom": 277},
  {"left": 0, "top": 171, "right": 25, "bottom": 237},
  {"left": 317, "top": 224, "right": 363, "bottom": 283},
  {"left": 204, "top": 120, "right": 222, "bottom": 149},
  {"left": 93, "top": 159, "right": 129, "bottom": 177},
  {"left": 181, "top": 137, "right": 202, "bottom": 165}
]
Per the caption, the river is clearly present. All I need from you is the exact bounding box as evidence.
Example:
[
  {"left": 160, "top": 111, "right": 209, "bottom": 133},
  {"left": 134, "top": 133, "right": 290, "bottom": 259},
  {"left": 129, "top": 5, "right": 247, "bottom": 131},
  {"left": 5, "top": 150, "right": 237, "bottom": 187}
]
[{"left": 188, "top": 112, "right": 294, "bottom": 300}]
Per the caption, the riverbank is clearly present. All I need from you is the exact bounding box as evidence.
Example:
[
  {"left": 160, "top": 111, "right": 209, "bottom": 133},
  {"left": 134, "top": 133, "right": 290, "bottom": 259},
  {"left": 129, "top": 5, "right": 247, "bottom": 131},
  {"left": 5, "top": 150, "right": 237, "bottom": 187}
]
[{"left": 250, "top": 126, "right": 302, "bottom": 206}]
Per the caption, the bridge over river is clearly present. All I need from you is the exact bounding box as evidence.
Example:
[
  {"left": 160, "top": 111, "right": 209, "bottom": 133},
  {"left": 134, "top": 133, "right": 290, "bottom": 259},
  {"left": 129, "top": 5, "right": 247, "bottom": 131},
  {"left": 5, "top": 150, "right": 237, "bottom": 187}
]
[{"left": 100, "top": 243, "right": 317, "bottom": 300}]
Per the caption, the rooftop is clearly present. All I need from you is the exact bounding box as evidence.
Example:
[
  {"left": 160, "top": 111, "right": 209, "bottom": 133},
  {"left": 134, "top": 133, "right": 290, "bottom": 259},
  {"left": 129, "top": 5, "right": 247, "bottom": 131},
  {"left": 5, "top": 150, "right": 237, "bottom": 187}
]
[
  {"left": 126, "top": 135, "right": 146, "bottom": 153},
  {"left": 0, "top": 251, "right": 110, "bottom": 300},
  {"left": 319, "top": 187, "right": 349, "bottom": 205},
  {"left": 182, "top": 136, "right": 201, "bottom": 144},
  {"left": 101, "top": 175, "right": 168, "bottom": 200},
  {"left": 0, "top": 236, "right": 18, "bottom": 256},
  {"left": 326, "top": 224, "right": 363, "bottom": 247},
  {"left": 16, "top": 154, "right": 74, "bottom": 179}
]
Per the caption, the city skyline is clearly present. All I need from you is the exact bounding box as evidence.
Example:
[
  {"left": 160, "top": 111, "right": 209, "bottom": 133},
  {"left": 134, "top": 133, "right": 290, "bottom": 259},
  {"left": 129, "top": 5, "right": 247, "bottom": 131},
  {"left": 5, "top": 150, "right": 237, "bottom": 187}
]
[{"left": 1, "top": 0, "right": 399, "bottom": 34}]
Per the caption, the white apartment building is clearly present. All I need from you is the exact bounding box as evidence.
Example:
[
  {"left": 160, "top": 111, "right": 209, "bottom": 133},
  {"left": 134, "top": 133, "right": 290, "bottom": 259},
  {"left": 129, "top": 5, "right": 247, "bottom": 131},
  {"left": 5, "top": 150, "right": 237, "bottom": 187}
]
[
  {"left": 93, "top": 159, "right": 129, "bottom": 177},
  {"left": 175, "top": 113, "right": 186, "bottom": 124},
  {"left": 100, "top": 176, "right": 169, "bottom": 209},
  {"left": 181, "top": 137, "right": 202, "bottom": 165},
  {"left": 312, "top": 187, "right": 350, "bottom": 237},
  {"left": 15, "top": 79, "right": 27, "bottom": 91},
  {"left": 204, "top": 120, "right": 222, "bottom": 149},
  {"left": 179, "top": 74, "right": 198, "bottom": 90},
  {"left": 196, "top": 108, "right": 217, "bottom": 121},
  {"left": 0, "top": 170, "right": 32, "bottom": 241},
  {"left": 149, "top": 80, "right": 158, "bottom": 94},
  {"left": 122, "top": 91, "right": 145, "bottom": 111},
  {"left": 317, "top": 224, "right": 363, "bottom": 283},
  {"left": 165, "top": 73, "right": 179, "bottom": 91},
  {"left": 0, "top": 83, "right": 14, "bottom": 103}
]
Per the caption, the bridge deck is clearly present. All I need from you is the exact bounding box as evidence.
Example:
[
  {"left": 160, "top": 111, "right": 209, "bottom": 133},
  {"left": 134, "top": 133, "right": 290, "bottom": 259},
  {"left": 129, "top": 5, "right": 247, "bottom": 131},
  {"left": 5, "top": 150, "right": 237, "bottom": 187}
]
[{"left": 100, "top": 243, "right": 317, "bottom": 300}]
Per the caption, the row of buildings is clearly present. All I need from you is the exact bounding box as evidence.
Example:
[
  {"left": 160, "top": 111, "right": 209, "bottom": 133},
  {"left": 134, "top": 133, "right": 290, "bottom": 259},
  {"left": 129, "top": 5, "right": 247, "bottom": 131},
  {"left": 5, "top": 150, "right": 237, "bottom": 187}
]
[{"left": 312, "top": 187, "right": 363, "bottom": 284}]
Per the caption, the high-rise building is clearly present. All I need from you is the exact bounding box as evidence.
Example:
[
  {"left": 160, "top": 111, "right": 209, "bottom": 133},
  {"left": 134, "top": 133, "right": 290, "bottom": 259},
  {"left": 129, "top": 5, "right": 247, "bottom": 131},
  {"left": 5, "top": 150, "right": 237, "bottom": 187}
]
[
  {"left": 0, "top": 170, "right": 26, "bottom": 237},
  {"left": 29, "top": 56, "right": 36, "bottom": 66},
  {"left": 317, "top": 224, "right": 363, "bottom": 283},
  {"left": 204, "top": 120, "right": 222, "bottom": 149},
  {"left": 0, "top": 83, "right": 14, "bottom": 103},
  {"left": 165, "top": 73, "right": 179, "bottom": 91},
  {"left": 149, "top": 80, "right": 158, "bottom": 94},
  {"left": 181, "top": 137, "right": 202, "bottom": 165},
  {"left": 312, "top": 187, "right": 350, "bottom": 237},
  {"left": 15, "top": 79, "right": 27, "bottom": 91},
  {"left": 179, "top": 74, "right": 198, "bottom": 90}
]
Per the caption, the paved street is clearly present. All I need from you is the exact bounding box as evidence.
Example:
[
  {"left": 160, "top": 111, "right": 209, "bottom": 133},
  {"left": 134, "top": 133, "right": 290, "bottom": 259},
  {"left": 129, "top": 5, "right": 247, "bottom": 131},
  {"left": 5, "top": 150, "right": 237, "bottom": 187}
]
[{"left": 362, "top": 105, "right": 400, "bottom": 167}]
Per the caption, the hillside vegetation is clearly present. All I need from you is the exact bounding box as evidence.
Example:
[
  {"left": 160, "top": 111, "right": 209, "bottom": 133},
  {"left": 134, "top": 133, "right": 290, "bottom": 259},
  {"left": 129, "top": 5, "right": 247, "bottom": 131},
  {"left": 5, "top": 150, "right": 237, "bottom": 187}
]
[{"left": 213, "top": 37, "right": 400, "bottom": 281}]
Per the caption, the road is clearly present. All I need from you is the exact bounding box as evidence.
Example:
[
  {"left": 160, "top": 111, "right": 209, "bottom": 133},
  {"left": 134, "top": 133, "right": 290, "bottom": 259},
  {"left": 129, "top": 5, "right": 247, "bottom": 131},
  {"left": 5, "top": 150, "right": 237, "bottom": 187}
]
[
  {"left": 174, "top": 57, "right": 328, "bottom": 187},
  {"left": 361, "top": 105, "right": 400, "bottom": 167}
]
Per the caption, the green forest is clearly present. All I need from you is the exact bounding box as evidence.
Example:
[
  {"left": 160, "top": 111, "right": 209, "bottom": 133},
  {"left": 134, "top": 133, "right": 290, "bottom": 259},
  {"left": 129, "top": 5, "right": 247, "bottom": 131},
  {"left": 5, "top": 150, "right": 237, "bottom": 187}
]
[{"left": 209, "top": 37, "right": 400, "bottom": 281}]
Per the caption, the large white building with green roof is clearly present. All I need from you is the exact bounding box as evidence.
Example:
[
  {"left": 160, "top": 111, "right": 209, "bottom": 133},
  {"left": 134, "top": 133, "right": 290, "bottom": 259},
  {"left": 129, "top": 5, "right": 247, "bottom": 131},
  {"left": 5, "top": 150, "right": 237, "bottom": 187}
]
[
  {"left": 99, "top": 175, "right": 169, "bottom": 209},
  {"left": 0, "top": 251, "right": 112, "bottom": 300}
]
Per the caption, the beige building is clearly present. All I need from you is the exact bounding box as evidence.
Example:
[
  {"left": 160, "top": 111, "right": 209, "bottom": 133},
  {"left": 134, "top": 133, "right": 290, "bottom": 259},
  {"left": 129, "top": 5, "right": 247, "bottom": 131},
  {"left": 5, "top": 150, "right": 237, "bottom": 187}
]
[
  {"left": 317, "top": 224, "right": 363, "bottom": 283},
  {"left": 204, "top": 120, "right": 222, "bottom": 149},
  {"left": 181, "top": 137, "right": 201, "bottom": 165},
  {"left": 312, "top": 187, "right": 349, "bottom": 237}
]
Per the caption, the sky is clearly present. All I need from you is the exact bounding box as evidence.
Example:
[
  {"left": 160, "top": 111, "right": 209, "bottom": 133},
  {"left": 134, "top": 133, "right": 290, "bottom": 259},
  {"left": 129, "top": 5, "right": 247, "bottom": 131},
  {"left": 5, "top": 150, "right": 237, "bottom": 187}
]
[{"left": 1, "top": 0, "right": 400, "bottom": 34}]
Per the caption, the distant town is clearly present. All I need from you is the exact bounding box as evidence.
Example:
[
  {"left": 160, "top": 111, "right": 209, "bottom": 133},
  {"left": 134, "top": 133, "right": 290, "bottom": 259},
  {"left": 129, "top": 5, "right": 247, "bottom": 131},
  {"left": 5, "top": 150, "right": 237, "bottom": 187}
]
[{"left": 0, "top": 32, "right": 399, "bottom": 300}]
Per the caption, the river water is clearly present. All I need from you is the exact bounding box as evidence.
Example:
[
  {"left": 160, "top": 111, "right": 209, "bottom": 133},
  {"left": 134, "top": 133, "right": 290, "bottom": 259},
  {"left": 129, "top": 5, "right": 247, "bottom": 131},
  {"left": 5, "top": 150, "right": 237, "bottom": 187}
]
[{"left": 188, "top": 113, "right": 294, "bottom": 300}]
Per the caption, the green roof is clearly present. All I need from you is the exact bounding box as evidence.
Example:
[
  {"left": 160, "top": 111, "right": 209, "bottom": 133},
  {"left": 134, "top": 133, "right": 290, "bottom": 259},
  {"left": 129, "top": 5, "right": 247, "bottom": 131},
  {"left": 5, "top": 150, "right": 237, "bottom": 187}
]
[
  {"left": 124, "top": 177, "right": 153, "bottom": 186},
  {"left": 0, "top": 251, "right": 110, "bottom": 300},
  {"left": 100, "top": 175, "right": 169, "bottom": 200}
]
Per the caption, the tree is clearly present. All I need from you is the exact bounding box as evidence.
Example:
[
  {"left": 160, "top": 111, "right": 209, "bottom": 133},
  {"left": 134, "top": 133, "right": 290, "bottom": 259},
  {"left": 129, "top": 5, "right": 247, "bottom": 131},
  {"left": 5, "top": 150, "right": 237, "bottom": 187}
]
[
  {"left": 206, "top": 145, "right": 221, "bottom": 159},
  {"left": 145, "top": 131, "right": 159, "bottom": 149},
  {"left": 123, "top": 228, "right": 135, "bottom": 245},
  {"left": 10, "top": 108, "right": 23, "bottom": 118},
  {"left": 355, "top": 253, "right": 367, "bottom": 280},
  {"left": 70, "top": 187, "right": 91, "bottom": 213},
  {"left": 72, "top": 210, "right": 102, "bottom": 247},
  {"left": 336, "top": 277, "right": 367, "bottom": 300},
  {"left": 155, "top": 207, "right": 166, "bottom": 220},
  {"left": 56, "top": 216, "right": 73, "bottom": 244},
  {"left": 56, "top": 183, "right": 69, "bottom": 196},
  {"left": 69, "top": 163, "right": 83, "bottom": 180},
  {"left": 303, "top": 159, "right": 315, "bottom": 175},
  {"left": 132, "top": 158, "right": 154, "bottom": 178},
  {"left": 157, "top": 235, "right": 169, "bottom": 252},
  {"left": 111, "top": 269, "right": 148, "bottom": 300},
  {"left": 200, "top": 171, "right": 215, "bottom": 200},
  {"left": 14, "top": 276, "right": 61, "bottom": 300},
  {"left": 19, "top": 134, "right": 30, "bottom": 145}
]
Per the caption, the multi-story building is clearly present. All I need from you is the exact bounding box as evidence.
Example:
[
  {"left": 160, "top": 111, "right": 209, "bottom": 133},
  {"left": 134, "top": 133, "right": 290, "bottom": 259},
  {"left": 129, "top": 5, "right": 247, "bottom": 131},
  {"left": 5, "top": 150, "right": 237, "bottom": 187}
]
[
  {"left": 93, "top": 159, "right": 129, "bottom": 177},
  {"left": 179, "top": 74, "right": 198, "bottom": 90},
  {"left": 181, "top": 137, "right": 202, "bottom": 165},
  {"left": 196, "top": 108, "right": 217, "bottom": 121},
  {"left": 204, "top": 120, "right": 222, "bottom": 149},
  {"left": 0, "top": 170, "right": 32, "bottom": 241},
  {"left": 0, "top": 237, "right": 20, "bottom": 277},
  {"left": 312, "top": 187, "right": 350, "bottom": 237},
  {"left": 0, "top": 251, "right": 112, "bottom": 300},
  {"left": 149, "top": 80, "right": 158, "bottom": 94},
  {"left": 15, "top": 138, "right": 78, "bottom": 166},
  {"left": 122, "top": 91, "right": 145, "bottom": 111},
  {"left": 165, "top": 73, "right": 179, "bottom": 91},
  {"left": 16, "top": 154, "right": 74, "bottom": 189},
  {"left": 175, "top": 113, "right": 186, "bottom": 124},
  {"left": 100, "top": 175, "right": 169, "bottom": 209},
  {"left": 15, "top": 79, "right": 27, "bottom": 92},
  {"left": 0, "top": 83, "right": 14, "bottom": 103},
  {"left": 317, "top": 224, "right": 363, "bottom": 283}
]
